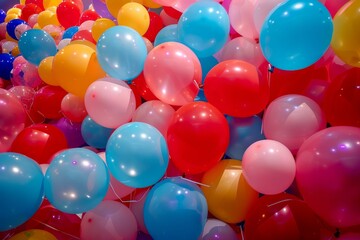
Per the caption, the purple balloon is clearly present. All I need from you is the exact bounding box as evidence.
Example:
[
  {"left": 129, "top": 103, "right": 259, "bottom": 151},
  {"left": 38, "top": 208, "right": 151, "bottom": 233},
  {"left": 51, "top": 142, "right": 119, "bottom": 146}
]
[
  {"left": 92, "top": 0, "right": 116, "bottom": 20},
  {"left": 53, "top": 117, "right": 85, "bottom": 148}
]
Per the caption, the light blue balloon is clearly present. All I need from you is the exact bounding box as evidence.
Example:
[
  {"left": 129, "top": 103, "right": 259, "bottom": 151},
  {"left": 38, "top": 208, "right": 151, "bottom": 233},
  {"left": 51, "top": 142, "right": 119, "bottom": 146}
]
[
  {"left": 178, "top": 1, "right": 230, "bottom": 58},
  {"left": 18, "top": 29, "right": 57, "bottom": 66},
  {"left": 154, "top": 24, "right": 179, "bottom": 47},
  {"left": 0, "top": 153, "right": 44, "bottom": 231},
  {"left": 226, "top": 115, "right": 265, "bottom": 160},
  {"left": 144, "top": 177, "right": 208, "bottom": 240},
  {"left": 81, "top": 115, "right": 114, "bottom": 149},
  {"left": 106, "top": 122, "right": 169, "bottom": 188},
  {"left": 44, "top": 148, "right": 109, "bottom": 214},
  {"left": 259, "top": 0, "right": 333, "bottom": 70},
  {"left": 97, "top": 26, "right": 147, "bottom": 81},
  {"left": 62, "top": 26, "right": 79, "bottom": 39}
]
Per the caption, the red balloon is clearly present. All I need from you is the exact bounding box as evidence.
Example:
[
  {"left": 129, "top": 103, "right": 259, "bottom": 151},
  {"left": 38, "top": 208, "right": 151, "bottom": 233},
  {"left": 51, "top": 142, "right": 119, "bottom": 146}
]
[
  {"left": 204, "top": 60, "right": 270, "bottom": 117},
  {"left": 79, "top": 9, "right": 100, "bottom": 25},
  {"left": 163, "top": 6, "right": 182, "bottom": 20},
  {"left": 167, "top": 101, "right": 229, "bottom": 174},
  {"left": 25, "top": 0, "right": 44, "bottom": 10},
  {"left": 10, "top": 124, "right": 68, "bottom": 164},
  {"left": 322, "top": 68, "right": 360, "bottom": 127},
  {"left": 131, "top": 72, "right": 158, "bottom": 101},
  {"left": 32, "top": 85, "right": 68, "bottom": 120},
  {"left": 71, "top": 29, "right": 96, "bottom": 44},
  {"left": 56, "top": 1, "right": 81, "bottom": 29},
  {"left": 244, "top": 193, "right": 323, "bottom": 240},
  {"left": 20, "top": 3, "right": 42, "bottom": 22},
  {"left": 128, "top": 81, "right": 143, "bottom": 108},
  {"left": 144, "top": 11, "right": 164, "bottom": 42}
]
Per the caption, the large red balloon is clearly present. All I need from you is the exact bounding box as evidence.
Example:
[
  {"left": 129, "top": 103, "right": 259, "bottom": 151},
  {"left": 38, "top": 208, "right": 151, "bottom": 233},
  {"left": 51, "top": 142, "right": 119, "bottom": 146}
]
[
  {"left": 56, "top": 1, "right": 81, "bottom": 29},
  {"left": 167, "top": 101, "right": 229, "bottom": 174}
]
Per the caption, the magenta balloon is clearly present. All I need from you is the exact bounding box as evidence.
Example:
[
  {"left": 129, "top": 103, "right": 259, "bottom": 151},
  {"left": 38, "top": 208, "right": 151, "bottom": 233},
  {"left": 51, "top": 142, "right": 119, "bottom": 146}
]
[
  {"left": 296, "top": 126, "right": 360, "bottom": 228},
  {"left": 129, "top": 189, "right": 150, "bottom": 234},
  {"left": 325, "top": 0, "right": 350, "bottom": 17},
  {"left": 201, "top": 218, "right": 238, "bottom": 240},
  {"left": 263, "top": 94, "right": 326, "bottom": 154},
  {"left": 229, "top": 0, "right": 258, "bottom": 39},
  {"left": 81, "top": 200, "right": 138, "bottom": 240},
  {"left": 242, "top": 139, "right": 296, "bottom": 195},
  {"left": 0, "top": 89, "right": 27, "bottom": 152}
]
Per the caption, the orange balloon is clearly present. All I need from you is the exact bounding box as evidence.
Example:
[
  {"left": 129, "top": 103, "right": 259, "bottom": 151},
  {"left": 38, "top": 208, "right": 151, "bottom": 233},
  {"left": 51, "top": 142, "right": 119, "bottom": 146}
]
[
  {"left": 9, "top": 229, "right": 57, "bottom": 240},
  {"left": 38, "top": 56, "right": 58, "bottom": 86},
  {"left": 91, "top": 18, "right": 116, "bottom": 42},
  {"left": 142, "top": 0, "right": 162, "bottom": 8},
  {"left": 105, "top": 0, "right": 142, "bottom": 18},
  {"left": 117, "top": 2, "right": 150, "bottom": 36},
  {"left": 201, "top": 159, "right": 259, "bottom": 223},
  {"left": 37, "top": 10, "right": 60, "bottom": 28},
  {"left": 52, "top": 44, "right": 106, "bottom": 97}
]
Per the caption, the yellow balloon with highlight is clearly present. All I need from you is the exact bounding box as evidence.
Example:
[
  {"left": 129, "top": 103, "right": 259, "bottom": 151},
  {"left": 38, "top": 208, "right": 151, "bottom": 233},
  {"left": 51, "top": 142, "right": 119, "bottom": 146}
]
[
  {"left": 39, "top": 56, "right": 59, "bottom": 86},
  {"left": 7, "top": 8, "right": 21, "bottom": 16},
  {"left": 105, "top": 0, "right": 142, "bottom": 18},
  {"left": 5, "top": 13, "right": 19, "bottom": 23},
  {"left": 117, "top": 2, "right": 150, "bottom": 36},
  {"left": 52, "top": 44, "right": 107, "bottom": 96},
  {"left": 331, "top": 0, "right": 360, "bottom": 68},
  {"left": 91, "top": 18, "right": 116, "bottom": 42},
  {"left": 201, "top": 159, "right": 259, "bottom": 224},
  {"left": 37, "top": 10, "right": 60, "bottom": 28},
  {"left": 43, "top": 0, "right": 63, "bottom": 9},
  {"left": 9, "top": 229, "right": 57, "bottom": 240}
]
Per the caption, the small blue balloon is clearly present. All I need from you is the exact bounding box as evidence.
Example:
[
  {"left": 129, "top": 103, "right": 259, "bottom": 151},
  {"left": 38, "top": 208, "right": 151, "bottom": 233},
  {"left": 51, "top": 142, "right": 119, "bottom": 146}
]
[
  {"left": 106, "top": 122, "right": 169, "bottom": 188},
  {"left": 144, "top": 177, "right": 208, "bottom": 240},
  {"left": 6, "top": 19, "right": 27, "bottom": 40},
  {"left": 0, "top": 53, "right": 15, "bottom": 80},
  {"left": 97, "top": 26, "right": 147, "bottom": 81},
  {"left": 226, "top": 115, "right": 265, "bottom": 160},
  {"left": 81, "top": 115, "right": 114, "bottom": 149},
  {"left": 0, "top": 153, "right": 44, "bottom": 231},
  {"left": 62, "top": 26, "right": 79, "bottom": 39},
  {"left": 154, "top": 24, "right": 179, "bottom": 47},
  {"left": 18, "top": 29, "right": 57, "bottom": 66},
  {"left": 199, "top": 56, "right": 218, "bottom": 84},
  {"left": 44, "top": 148, "right": 109, "bottom": 214},
  {"left": 178, "top": 1, "right": 230, "bottom": 58},
  {"left": 0, "top": 9, "right": 6, "bottom": 23},
  {"left": 259, "top": 0, "right": 333, "bottom": 70}
]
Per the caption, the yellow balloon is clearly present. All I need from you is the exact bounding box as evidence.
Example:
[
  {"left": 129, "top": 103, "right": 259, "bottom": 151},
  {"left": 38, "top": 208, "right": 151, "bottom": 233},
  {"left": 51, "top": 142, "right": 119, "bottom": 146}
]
[
  {"left": 117, "top": 2, "right": 150, "bottom": 36},
  {"left": 5, "top": 13, "right": 19, "bottom": 23},
  {"left": 143, "top": 0, "right": 161, "bottom": 9},
  {"left": 37, "top": 10, "right": 60, "bottom": 28},
  {"left": 33, "top": 23, "right": 41, "bottom": 29},
  {"left": 39, "top": 56, "right": 59, "bottom": 86},
  {"left": 52, "top": 44, "right": 106, "bottom": 97},
  {"left": 7, "top": 8, "right": 22, "bottom": 16},
  {"left": 43, "top": 0, "right": 62, "bottom": 9},
  {"left": 331, "top": 0, "right": 360, "bottom": 67},
  {"left": 201, "top": 159, "right": 259, "bottom": 224},
  {"left": 70, "top": 39, "right": 97, "bottom": 50},
  {"left": 47, "top": 6, "right": 58, "bottom": 13},
  {"left": 11, "top": 46, "right": 21, "bottom": 57},
  {"left": 9, "top": 229, "right": 57, "bottom": 240},
  {"left": 20, "top": 0, "right": 26, "bottom": 4},
  {"left": 105, "top": 0, "right": 142, "bottom": 18},
  {"left": 91, "top": 18, "right": 116, "bottom": 42}
]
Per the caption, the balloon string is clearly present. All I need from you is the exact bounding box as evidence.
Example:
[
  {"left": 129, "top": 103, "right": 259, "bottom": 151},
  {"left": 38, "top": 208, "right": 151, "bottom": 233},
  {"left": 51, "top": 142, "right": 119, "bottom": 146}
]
[
  {"left": 180, "top": 177, "right": 210, "bottom": 187},
  {"left": 239, "top": 224, "right": 245, "bottom": 240},
  {"left": 31, "top": 218, "right": 81, "bottom": 239},
  {"left": 109, "top": 182, "right": 150, "bottom": 203},
  {"left": 2, "top": 232, "right": 14, "bottom": 240},
  {"left": 267, "top": 198, "right": 294, "bottom": 208}
]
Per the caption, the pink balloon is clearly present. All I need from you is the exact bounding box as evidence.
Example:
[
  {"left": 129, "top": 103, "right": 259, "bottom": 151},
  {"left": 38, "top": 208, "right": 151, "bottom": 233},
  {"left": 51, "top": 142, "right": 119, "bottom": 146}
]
[
  {"left": 42, "top": 25, "right": 64, "bottom": 44},
  {"left": 0, "top": 89, "right": 27, "bottom": 152},
  {"left": 229, "top": 0, "right": 258, "bottom": 39},
  {"left": 132, "top": 100, "right": 175, "bottom": 139},
  {"left": 220, "top": 36, "right": 265, "bottom": 67},
  {"left": 242, "top": 139, "right": 296, "bottom": 195},
  {"left": 84, "top": 78, "right": 136, "bottom": 128},
  {"left": 263, "top": 94, "right": 326, "bottom": 154},
  {"left": 144, "top": 42, "right": 201, "bottom": 106},
  {"left": 325, "top": 0, "right": 349, "bottom": 17},
  {"left": 8, "top": 85, "right": 36, "bottom": 111},
  {"left": 28, "top": 14, "right": 39, "bottom": 27},
  {"left": 15, "top": 24, "right": 32, "bottom": 40},
  {"left": 129, "top": 188, "right": 150, "bottom": 234},
  {"left": 11, "top": 60, "right": 43, "bottom": 88},
  {"left": 296, "top": 126, "right": 360, "bottom": 228},
  {"left": 253, "top": 0, "right": 284, "bottom": 35},
  {"left": 61, "top": 93, "right": 88, "bottom": 123},
  {"left": 81, "top": 200, "right": 138, "bottom": 240},
  {"left": 1, "top": 41, "right": 17, "bottom": 53},
  {"left": 172, "top": 0, "right": 197, "bottom": 12},
  {"left": 201, "top": 218, "right": 238, "bottom": 240}
]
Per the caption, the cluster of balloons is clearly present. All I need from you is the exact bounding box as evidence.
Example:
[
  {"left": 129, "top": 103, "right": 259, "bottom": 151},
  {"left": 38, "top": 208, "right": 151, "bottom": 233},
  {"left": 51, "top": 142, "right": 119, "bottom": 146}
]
[{"left": 0, "top": 0, "right": 360, "bottom": 239}]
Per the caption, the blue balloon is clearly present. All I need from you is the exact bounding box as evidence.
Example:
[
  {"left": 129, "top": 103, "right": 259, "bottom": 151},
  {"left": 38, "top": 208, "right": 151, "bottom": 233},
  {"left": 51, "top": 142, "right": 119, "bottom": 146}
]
[
  {"left": 97, "top": 26, "right": 147, "bottom": 81},
  {"left": 226, "top": 115, "right": 265, "bottom": 160},
  {"left": 154, "top": 24, "right": 179, "bottom": 47},
  {"left": 81, "top": 115, "right": 114, "bottom": 149},
  {"left": 0, "top": 53, "right": 15, "bottom": 80},
  {"left": 259, "top": 0, "right": 333, "bottom": 70},
  {"left": 195, "top": 88, "right": 207, "bottom": 102},
  {"left": 178, "top": 1, "right": 230, "bottom": 58},
  {"left": 6, "top": 19, "right": 27, "bottom": 40},
  {"left": 0, "top": 153, "right": 44, "bottom": 231},
  {"left": 62, "top": 26, "right": 79, "bottom": 39},
  {"left": 44, "top": 148, "right": 109, "bottom": 214},
  {"left": 199, "top": 56, "right": 218, "bottom": 84},
  {"left": 0, "top": 9, "right": 6, "bottom": 23},
  {"left": 144, "top": 177, "right": 208, "bottom": 240},
  {"left": 106, "top": 122, "right": 169, "bottom": 188},
  {"left": 18, "top": 29, "right": 57, "bottom": 66}
]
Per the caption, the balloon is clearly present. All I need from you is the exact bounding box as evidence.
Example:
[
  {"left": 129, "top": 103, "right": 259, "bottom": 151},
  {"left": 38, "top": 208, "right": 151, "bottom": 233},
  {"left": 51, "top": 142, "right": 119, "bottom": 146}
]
[
  {"left": 52, "top": 43, "right": 106, "bottom": 97},
  {"left": 43, "top": 0, "right": 62, "bottom": 9},
  {"left": 226, "top": 115, "right": 265, "bottom": 160},
  {"left": 56, "top": 1, "right": 81, "bottom": 29},
  {"left": 106, "top": 122, "right": 169, "bottom": 188},
  {"left": 0, "top": 153, "right": 43, "bottom": 231},
  {"left": 144, "top": 11, "right": 164, "bottom": 42},
  {"left": 244, "top": 193, "right": 323, "bottom": 240},
  {"left": 242, "top": 139, "right": 296, "bottom": 195},
  {"left": 81, "top": 115, "right": 114, "bottom": 149},
  {"left": 53, "top": 117, "right": 85, "bottom": 148},
  {"left": 79, "top": 10, "right": 100, "bottom": 24},
  {"left": 20, "top": 3, "right": 42, "bottom": 22},
  {"left": 6, "top": 19, "right": 27, "bottom": 40},
  {"left": 96, "top": 26, "right": 147, "bottom": 81},
  {"left": 160, "top": 9, "right": 178, "bottom": 26},
  {"left": 0, "top": 89, "right": 27, "bottom": 153},
  {"left": 61, "top": 93, "right": 88, "bottom": 123},
  {"left": 296, "top": 126, "right": 360, "bottom": 228},
  {"left": 153, "top": 24, "right": 179, "bottom": 46},
  {"left": 129, "top": 189, "right": 150, "bottom": 234},
  {"left": 37, "top": 9, "right": 60, "bottom": 28},
  {"left": 9, "top": 229, "right": 57, "bottom": 240},
  {"left": 263, "top": 94, "right": 326, "bottom": 154},
  {"left": 144, "top": 177, "right": 208, "bottom": 240},
  {"left": 229, "top": 0, "right": 258, "bottom": 39},
  {"left": 260, "top": 0, "right": 333, "bottom": 70},
  {"left": 0, "top": 9, "right": 6, "bottom": 23},
  {"left": 84, "top": 78, "right": 136, "bottom": 128},
  {"left": 117, "top": 2, "right": 150, "bottom": 36},
  {"left": 18, "top": 29, "right": 57, "bottom": 66},
  {"left": 144, "top": 42, "right": 201, "bottom": 106},
  {"left": 91, "top": 18, "right": 115, "bottom": 42},
  {"left": 177, "top": 1, "right": 230, "bottom": 57},
  {"left": 8, "top": 85, "right": 35, "bottom": 111},
  {"left": 325, "top": 0, "right": 350, "bottom": 17},
  {"left": 11, "top": 59, "right": 43, "bottom": 88},
  {"left": 0, "top": 53, "right": 14, "bottom": 80},
  {"left": 204, "top": 60, "right": 270, "bottom": 117},
  {"left": 201, "top": 219, "right": 238, "bottom": 240},
  {"left": 44, "top": 148, "right": 109, "bottom": 214},
  {"left": 38, "top": 56, "right": 58, "bottom": 86},
  {"left": 253, "top": 0, "right": 284, "bottom": 35},
  {"left": 25, "top": 0, "right": 45, "bottom": 10},
  {"left": 81, "top": 200, "right": 138, "bottom": 240},
  {"left": 201, "top": 160, "right": 259, "bottom": 223},
  {"left": 105, "top": 0, "right": 142, "bottom": 18},
  {"left": 199, "top": 56, "right": 218, "bottom": 84},
  {"left": 62, "top": 26, "right": 79, "bottom": 39},
  {"left": 167, "top": 101, "right": 229, "bottom": 174},
  {"left": 92, "top": 0, "right": 115, "bottom": 20}
]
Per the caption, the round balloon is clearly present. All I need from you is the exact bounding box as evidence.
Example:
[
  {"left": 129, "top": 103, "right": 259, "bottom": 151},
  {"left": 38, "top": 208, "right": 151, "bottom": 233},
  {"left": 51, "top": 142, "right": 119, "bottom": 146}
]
[
  {"left": 9, "top": 229, "right": 57, "bottom": 240},
  {"left": 81, "top": 115, "right": 114, "bottom": 149},
  {"left": 0, "top": 53, "right": 15, "bottom": 80},
  {"left": 201, "top": 219, "right": 238, "bottom": 240},
  {"left": 117, "top": 2, "right": 150, "bottom": 36}
]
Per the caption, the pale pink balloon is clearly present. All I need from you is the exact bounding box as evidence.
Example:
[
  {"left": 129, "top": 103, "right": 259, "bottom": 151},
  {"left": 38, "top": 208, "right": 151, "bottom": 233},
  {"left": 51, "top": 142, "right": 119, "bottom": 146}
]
[
  {"left": 129, "top": 188, "right": 150, "bottom": 234},
  {"left": 81, "top": 200, "right": 138, "bottom": 240},
  {"left": 220, "top": 37, "right": 265, "bottom": 67},
  {"left": 42, "top": 25, "right": 63, "bottom": 44},
  {"left": 263, "top": 94, "right": 326, "bottom": 154},
  {"left": 8, "top": 85, "right": 36, "bottom": 111},
  {"left": 84, "top": 78, "right": 136, "bottom": 128},
  {"left": 229, "top": 0, "right": 258, "bottom": 40},
  {"left": 143, "top": 37, "right": 154, "bottom": 53},
  {"left": 253, "top": 0, "right": 284, "bottom": 35},
  {"left": 11, "top": 60, "right": 43, "bottom": 88},
  {"left": 28, "top": 14, "right": 39, "bottom": 27},
  {"left": 201, "top": 219, "right": 238, "bottom": 240},
  {"left": 79, "top": 20, "right": 95, "bottom": 31},
  {"left": 15, "top": 24, "right": 32, "bottom": 40},
  {"left": 172, "top": 0, "right": 197, "bottom": 12},
  {"left": 144, "top": 42, "right": 201, "bottom": 106},
  {"left": 160, "top": 10, "right": 178, "bottom": 26},
  {"left": 132, "top": 100, "right": 175, "bottom": 138},
  {"left": 242, "top": 139, "right": 296, "bottom": 195},
  {"left": 1, "top": 41, "right": 17, "bottom": 53},
  {"left": 61, "top": 93, "right": 88, "bottom": 123},
  {"left": 57, "top": 38, "right": 71, "bottom": 50}
]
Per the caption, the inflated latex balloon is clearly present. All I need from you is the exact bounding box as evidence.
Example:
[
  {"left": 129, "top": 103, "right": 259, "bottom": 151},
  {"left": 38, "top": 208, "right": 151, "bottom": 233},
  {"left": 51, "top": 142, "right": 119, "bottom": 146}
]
[
  {"left": 144, "top": 11, "right": 164, "bottom": 42},
  {"left": 105, "top": 0, "right": 142, "bottom": 18},
  {"left": 53, "top": 117, "right": 85, "bottom": 148},
  {"left": 92, "top": 0, "right": 115, "bottom": 20},
  {"left": 81, "top": 115, "right": 114, "bottom": 149},
  {"left": 61, "top": 93, "right": 88, "bottom": 123},
  {"left": 9, "top": 229, "right": 57, "bottom": 240},
  {"left": 38, "top": 56, "right": 58, "bottom": 86},
  {"left": 56, "top": 1, "right": 81, "bottom": 29},
  {"left": 153, "top": 24, "right": 179, "bottom": 46},
  {"left": 117, "top": 2, "right": 150, "bottom": 36},
  {"left": 91, "top": 18, "right": 115, "bottom": 42},
  {"left": 0, "top": 53, "right": 14, "bottom": 80},
  {"left": 253, "top": 0, "right": 284, "bottom": 35},
  {"left": 201, "top": 219, "right": 238, "bottom": 240},
  {"left": 229, "top": 0, "right": 258, "bottom": 39},
  {"left": 129, "top": 189, "right": 150, "bottom": 234}
]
